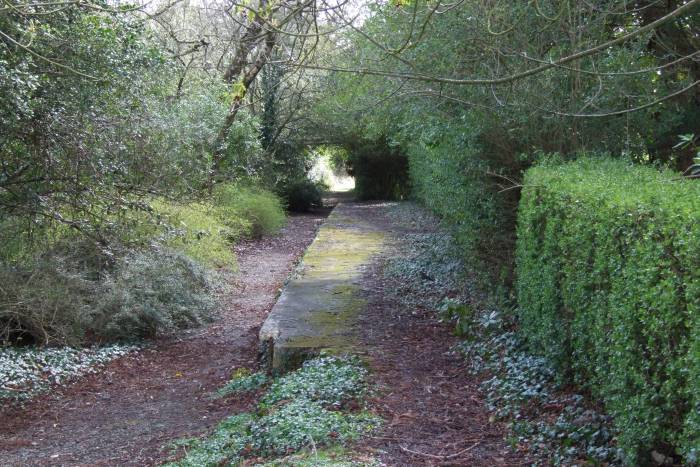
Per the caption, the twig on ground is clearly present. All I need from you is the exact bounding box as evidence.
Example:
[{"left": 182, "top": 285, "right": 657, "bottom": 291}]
[{"left": 400, "top": 441, "right": 480, "bottom": 460}]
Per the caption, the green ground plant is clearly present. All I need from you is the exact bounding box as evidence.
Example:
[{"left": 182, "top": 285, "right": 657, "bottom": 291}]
[
  {"left": 0, "top": 344, "right": 137, "bottom": 404},
  {"left": 215, "top": 369, "right": 268, "bottom": 398},
  {"left": 167, "top": 355, "right": 379, "bottom": 466}
]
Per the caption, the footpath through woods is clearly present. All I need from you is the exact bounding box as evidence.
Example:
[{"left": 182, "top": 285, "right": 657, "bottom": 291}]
[
  {"left": 0, "top": 197, "right": 529, "bottom": 466},
  {"left": 284, "top": 201, "right": 528, "bottom": 466},
  {"left": 0, "top": 211, "right": 328, "bottom": 465}
]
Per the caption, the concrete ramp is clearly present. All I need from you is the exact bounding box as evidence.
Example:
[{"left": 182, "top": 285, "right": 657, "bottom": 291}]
[{"left": 259, "top": 203, "right": 385, "bottom": 372}]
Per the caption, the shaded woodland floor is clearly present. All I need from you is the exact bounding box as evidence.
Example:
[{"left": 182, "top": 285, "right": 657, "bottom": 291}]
[
  {"left": 0, "top": 212, "right": 327, "bottom": 466},
  {"left": 0, "top": 199, "right": 530, "bottom": 466}
]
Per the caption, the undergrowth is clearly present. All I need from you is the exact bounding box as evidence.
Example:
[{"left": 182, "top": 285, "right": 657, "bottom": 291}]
[
  {"left": 0, "top": 184, "right": 284, "bottom": 347},
  {"left": 214, "top": 368, "right": 268, "bottom": 398},
  {"left": 384, "top": 202, "right": 622, "bottom": 465},
  {"left": 167, "top": 355, "right": 379, "bottom": 466},
  {"left": 0, "top": 344, "right": 137, "bottom": 404}
]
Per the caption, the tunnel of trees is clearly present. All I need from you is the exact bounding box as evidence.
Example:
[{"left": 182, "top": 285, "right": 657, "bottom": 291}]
[{"left": 1, "top": 0, "right": 700, "bottom": 463}]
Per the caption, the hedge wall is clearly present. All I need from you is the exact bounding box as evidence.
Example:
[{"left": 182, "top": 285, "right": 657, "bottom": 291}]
[
  {"left": 401, "top": 127, "right": 519, "bottom": 285},
  {"left": 516, "top": 158, "right": 700, "bottom": 464}
]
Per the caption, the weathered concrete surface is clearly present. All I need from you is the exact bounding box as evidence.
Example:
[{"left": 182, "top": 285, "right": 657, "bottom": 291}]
[{"left": 259, "top": 203, "right": 385, "bottom": 372}]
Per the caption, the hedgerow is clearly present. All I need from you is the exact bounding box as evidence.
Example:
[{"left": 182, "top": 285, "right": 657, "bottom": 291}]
[
  {"left": 397, "top": 118, "right": 520, "bottom": 287},
  {"left": 516, "top": 157, "right": 700, "bottom": 464}
]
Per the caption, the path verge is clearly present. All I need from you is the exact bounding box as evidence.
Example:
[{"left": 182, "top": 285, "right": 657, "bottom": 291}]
[{"left": 0, "top": 212, "right": 325, "bottom": 466}]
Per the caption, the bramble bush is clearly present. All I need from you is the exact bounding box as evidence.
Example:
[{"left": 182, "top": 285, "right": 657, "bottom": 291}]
[{"left": 516, "top": 157, "right": 700, "bottom": 464}]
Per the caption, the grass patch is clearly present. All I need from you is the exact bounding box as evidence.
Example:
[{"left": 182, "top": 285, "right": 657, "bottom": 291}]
[{"left": 167, "top": 355, "right": 379, "bottom": 466}]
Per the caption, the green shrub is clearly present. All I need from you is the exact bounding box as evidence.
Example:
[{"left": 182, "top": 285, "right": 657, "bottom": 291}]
[
  {"left": 516, "top": 157, "right": 700, "bottom": 464},
  {"left": 152, "top": 199, "right": 238, "bottom": 268},
  {"left": 213, "top": 184, "right": 286, "bottom": 238},
  {"left": 0, "top": 243, "right": 215, "bottom": 346},
  {"left": 94, "top": 248, "right": 215, "bottom": 340},
  {"left": 279, "top": 179, "right": 324, "bottom": 212},
  {"left": 0, "top": 243, "right": 100, "bottom": 346}
]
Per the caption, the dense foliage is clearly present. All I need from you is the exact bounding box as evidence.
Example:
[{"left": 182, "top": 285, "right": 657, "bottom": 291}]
[
  {"left": 307, "top": 0, "right": 699, "bottom": 282},
  {"left": 517, "top": 158, "right": 700, "bottom": 463},
  {"left": 0, "top": 2, "right": 302, "bottom": 346}
]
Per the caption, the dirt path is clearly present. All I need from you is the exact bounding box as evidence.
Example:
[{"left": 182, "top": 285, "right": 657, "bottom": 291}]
[
  {"left": 1, "top": 200, "right": 530, "bottom": 466},
  {"left": 0, "top": 211, "right": 327, "bottom": 467},
  {"left": 351, "top": 202, "right": 531, "bottom": 466}
]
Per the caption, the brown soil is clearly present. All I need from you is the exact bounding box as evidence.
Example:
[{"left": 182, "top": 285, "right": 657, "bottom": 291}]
[
  {"left": 0, "top": 210, "right": 328, "bottom": 467},
  {"left": 353, "top": 203, "right": 532, "bottom": 466}
]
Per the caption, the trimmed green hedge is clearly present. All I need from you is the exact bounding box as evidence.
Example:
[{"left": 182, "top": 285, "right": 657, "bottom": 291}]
[
  {"left": 516, "top": 158, "right": 700, "bottom": 464},
  {"left": 402, "top": 128, "right": 519, "bottom": 285}
]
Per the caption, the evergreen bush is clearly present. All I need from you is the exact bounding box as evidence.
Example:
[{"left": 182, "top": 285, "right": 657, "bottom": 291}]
[
  {"left": 95, "top": 248, "right": 215, "bottom": 340},
  {"left": 516, "top": 157, "right": 700, "bottom": 463},
  {"left": 279, "top": 179, "right": 324, "bottom": 212},
  {"left": 213, "top": 184, "right": 286, "bottom": 238}
]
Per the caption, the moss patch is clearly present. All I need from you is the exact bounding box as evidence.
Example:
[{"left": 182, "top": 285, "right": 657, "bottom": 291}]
[{"left": 260, "top": 204, "right": 388, "bottom": 372}]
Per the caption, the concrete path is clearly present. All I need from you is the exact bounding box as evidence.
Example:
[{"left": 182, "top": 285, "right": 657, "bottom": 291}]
[{"left": 259, "top": 202, "right": 386, "bottom": 372}]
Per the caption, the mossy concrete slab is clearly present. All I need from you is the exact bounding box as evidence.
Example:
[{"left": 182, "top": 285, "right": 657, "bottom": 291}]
[{"left": 259, "top": 203, "right": 385, "bottom": 373}]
